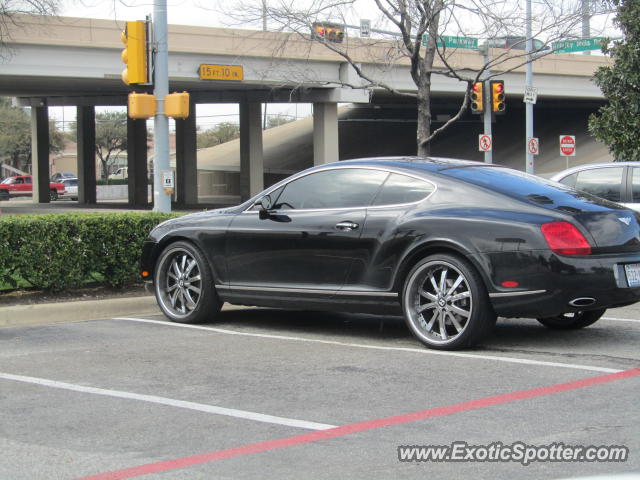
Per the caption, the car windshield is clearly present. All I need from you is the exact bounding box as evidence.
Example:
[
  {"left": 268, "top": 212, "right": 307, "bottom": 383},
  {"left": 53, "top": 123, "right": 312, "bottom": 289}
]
[{"left": 1, "top": 178, "right": 14, "bottom": 184}]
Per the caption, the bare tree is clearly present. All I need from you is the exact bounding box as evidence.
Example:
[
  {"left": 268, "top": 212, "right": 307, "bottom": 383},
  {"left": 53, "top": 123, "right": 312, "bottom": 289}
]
[
  {"left": 0, "top": 0, "right": 59, "bottom": 52},
  {"left": 218, "top": 0, "right": 614, "bottom": 155}
]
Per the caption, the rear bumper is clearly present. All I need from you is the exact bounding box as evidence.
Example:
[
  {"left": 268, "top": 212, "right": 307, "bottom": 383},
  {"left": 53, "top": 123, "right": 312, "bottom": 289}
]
[{"left": 470, "top": 250, "right": 640, "bottom": 318}]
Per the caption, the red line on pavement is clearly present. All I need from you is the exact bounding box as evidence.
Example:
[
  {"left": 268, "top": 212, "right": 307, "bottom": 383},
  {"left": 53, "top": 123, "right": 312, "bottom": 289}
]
[{"left": 72, "top": 367, "right": 640, "bottom": 480}]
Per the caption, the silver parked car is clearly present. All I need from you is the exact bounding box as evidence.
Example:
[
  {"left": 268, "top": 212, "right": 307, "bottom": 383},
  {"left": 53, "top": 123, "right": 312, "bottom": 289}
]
[
  {"left": 58, "top": 177, "right": 78, "bottom": 201},
  {"left": 551, "top": 162, "right": 640, "bottom": 212}
]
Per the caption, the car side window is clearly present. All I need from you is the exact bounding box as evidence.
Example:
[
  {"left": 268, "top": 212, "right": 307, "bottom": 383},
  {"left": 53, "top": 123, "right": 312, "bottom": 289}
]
[
  {"left": 632, "top": 168, "right": 640, "bottom": 202},
  {"left": 272, "top": 168, "right": 388, "bottom": 210},
  {"left": 573, "top": 167, "right": 623, "bottom": 203},
  {"left": 15, "top": 178, "right": 23, "bottom": 184},
  {"left": 372, "top": 173, "right": 435, "bottom": 206},
  {"left": 25, "top": 177, "right": 32, "bottom": 184}
]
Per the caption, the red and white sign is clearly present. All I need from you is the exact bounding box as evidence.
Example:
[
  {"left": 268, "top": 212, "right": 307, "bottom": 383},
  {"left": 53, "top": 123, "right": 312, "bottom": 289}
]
[
  {"left": 479, "top": 134, "right": 492, "bottom": 152},
  {"left": 559, "top": 135, "right": 576, "bottom": 157},
  {"left": 527, "top": 137, "right": 539, "bottom": 156}
]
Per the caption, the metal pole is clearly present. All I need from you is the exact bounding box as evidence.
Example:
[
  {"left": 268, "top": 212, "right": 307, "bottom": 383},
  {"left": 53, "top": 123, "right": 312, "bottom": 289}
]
[
  {"left": 582, "top": 0, "right": 591, "bottom": 55},
  {"left": 525, "top": 0, "right": 534, "bottom": 174},
  {"left": 262, "top": 0, "right": 267, "bottom": 31},
  {"left": 153, "top": 0, "right": 171, "bottom": 212},
  {"left": 483, "top": 48, "right": 492, "bottom": 164}
]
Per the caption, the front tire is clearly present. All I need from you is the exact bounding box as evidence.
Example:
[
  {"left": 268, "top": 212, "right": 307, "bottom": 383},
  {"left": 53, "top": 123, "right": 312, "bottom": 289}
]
[
  {"left": 402, "top": 254, "right": 496, "bottom": 350},
  {"left": 154, "top": 241, "right": 222, "bottom": 324},
  {"left": 537, "top": 309, "right": 605, "bottom": 330}
]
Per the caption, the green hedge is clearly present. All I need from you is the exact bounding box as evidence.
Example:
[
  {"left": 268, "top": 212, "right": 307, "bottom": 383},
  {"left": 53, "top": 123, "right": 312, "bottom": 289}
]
[{"left": 0, "top": 212, "right": 179, "bottom": 291}]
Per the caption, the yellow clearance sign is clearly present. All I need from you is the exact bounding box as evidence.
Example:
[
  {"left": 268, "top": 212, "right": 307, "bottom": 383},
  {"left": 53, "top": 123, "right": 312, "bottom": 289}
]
[{"left": 199, "top": 64, "right": 244, "bottom": 81}]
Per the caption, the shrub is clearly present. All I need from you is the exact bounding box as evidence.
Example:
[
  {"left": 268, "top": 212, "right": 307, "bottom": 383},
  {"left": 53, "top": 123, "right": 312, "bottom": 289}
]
[{"left": 0, "top": 212, "right": 179, "bottom": 291}]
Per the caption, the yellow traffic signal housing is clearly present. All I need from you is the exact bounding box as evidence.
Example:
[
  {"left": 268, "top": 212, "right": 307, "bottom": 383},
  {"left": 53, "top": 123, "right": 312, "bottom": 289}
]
[
  {"left": 311, "top": 22, "right": 345, "bottom": 43},
  {"left": 164, "top": 92, "right": 190, "bottom": 119},
  {"left": 490, "top": 80, "right": 506, "bottom": 114},
  {"left": 128, "top": 92, "right": 156, "bottom": 119},
  {"left": 470, "top": 82, "right": 484, "bottom": 114},
  {"left": 121, "top": 20, "right": 149, "bottom": 85}
]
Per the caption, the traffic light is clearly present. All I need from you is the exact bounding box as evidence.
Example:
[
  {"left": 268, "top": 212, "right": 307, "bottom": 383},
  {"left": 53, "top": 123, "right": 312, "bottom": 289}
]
[
  {"left": 165, "top": 92, "right": 190, "bottom": 119},
  {"left": 490, "top": 80, "right": 506, "bottom": 114},
  {"left": 128, "top": 92, "right": 156, "bottom": 119},
  {"left": 470, "top": 82, "right": 484, "bottom": 114},
  {"left": 311, "top": 22, "right": 345, "bottom": 43},
  {"left": 121, "top": 20, "right": 149, "bottom": 85}
]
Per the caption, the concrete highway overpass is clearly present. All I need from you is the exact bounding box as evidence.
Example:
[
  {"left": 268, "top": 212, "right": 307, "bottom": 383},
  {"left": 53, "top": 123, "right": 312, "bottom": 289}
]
[{"left": 0, "top": 14, "right": 612, "bottom": 206}]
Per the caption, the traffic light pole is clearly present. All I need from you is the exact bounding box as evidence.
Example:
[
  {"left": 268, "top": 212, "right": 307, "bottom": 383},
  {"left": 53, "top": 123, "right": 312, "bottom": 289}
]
[
  {"left": 525, "top": 0, "right": 535, "bottom": 174},
  {"left": 482, "top": 48, "right": 492, "bottom": 164},
  {"left": 152, "top": 0, "right": 171, "bottom": 212}
]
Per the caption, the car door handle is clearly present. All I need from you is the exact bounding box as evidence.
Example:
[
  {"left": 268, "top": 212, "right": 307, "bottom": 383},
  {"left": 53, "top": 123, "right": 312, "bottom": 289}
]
[{"left": 335, "top": 221, "right": 359, "bottom": 231}]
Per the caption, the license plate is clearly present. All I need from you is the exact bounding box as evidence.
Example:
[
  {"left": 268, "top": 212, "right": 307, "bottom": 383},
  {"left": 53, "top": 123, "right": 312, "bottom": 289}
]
[{"left": 624, "top": 263, "right": 640, "bottom": 287}]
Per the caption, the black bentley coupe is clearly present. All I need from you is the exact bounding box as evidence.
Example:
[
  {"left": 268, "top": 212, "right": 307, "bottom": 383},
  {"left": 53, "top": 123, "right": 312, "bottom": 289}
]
[{"left": 140, "top": 157, "right": 640, "bottom": 350}]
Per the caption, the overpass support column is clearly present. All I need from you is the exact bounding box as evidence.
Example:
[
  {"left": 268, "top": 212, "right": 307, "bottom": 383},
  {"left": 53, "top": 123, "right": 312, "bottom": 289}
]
[
  {"left": 175, "top": 99, "right": 198, "bottom": 206},
  {"left": 239, "top": 101, "right": 263, "bottom": 202},
  {"left": 127, "top": 117, "right": 149, "bottom": 207},
  {"left": 313, "top": 102, "right": 338, "bottom": 166},
  {"left": 30, "top": 104, "right": 50, "bottom": 203},
  {"left": 76, "top": 106, "right": 96, "bottom": 204}
]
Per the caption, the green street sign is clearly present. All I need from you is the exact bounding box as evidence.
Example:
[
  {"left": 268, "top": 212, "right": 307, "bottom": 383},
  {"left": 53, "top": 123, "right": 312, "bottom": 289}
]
[
  {"left": 552, "top": 37, "right": 605, "bottom": 53},
  {"left": 421, "top": 35, "right": 478, "bottom": 50}
]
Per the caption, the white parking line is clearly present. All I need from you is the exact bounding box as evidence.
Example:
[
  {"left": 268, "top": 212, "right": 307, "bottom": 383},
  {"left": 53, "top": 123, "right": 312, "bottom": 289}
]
[
  {"left": 602, "top": 317, "right": 640, "bottom": 323},
  {"left": 114, "top": 317, "right": 622, "bottom": 374},
  {"left": 0, "top": 372, "right": 336, "bottom": 431}
]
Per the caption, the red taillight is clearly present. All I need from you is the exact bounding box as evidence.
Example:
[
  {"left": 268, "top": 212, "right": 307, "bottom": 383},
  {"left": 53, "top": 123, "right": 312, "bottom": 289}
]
[{"left": 540, "top": 221, "right": 591, "bottom": 255}]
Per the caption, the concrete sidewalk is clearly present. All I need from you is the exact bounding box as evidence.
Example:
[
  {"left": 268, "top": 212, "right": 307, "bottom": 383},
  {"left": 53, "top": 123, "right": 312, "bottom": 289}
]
[{"left": 0, "top": 295, "right": 160, "bottom": 327}]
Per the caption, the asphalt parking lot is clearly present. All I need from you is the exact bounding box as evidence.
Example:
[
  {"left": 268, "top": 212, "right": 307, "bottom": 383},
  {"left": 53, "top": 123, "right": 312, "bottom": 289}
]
[{"left": 1, "top": 304, "right": 639, "bottom": 480}]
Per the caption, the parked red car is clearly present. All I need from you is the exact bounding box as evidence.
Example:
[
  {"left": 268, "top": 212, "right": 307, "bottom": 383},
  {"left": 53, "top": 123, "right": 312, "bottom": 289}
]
[{"left": 0, "top": 175, "right": 65, "bottom": 201}]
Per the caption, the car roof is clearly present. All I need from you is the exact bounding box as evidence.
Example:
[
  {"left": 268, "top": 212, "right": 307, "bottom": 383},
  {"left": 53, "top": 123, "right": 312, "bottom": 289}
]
[
  {"left": 332, "top": 156, "right": 503, "bottom": 173},
  {"left": 551, "top": 162, "right": 640, "bottom": 180}
]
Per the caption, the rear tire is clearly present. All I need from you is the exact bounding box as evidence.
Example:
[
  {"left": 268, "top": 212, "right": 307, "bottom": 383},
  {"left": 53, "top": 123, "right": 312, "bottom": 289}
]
[
  {"left": 154, "top": 241, "right": 222, "bottom": 324},
  {"left": 49, "top": 189, "right": 58, "bottom": 201},
  {"left": 402, "top": 254, "right": 497, "bottom": 350},
  {"left": 537, "top": 308, "right": 605, "bottom": 330}
]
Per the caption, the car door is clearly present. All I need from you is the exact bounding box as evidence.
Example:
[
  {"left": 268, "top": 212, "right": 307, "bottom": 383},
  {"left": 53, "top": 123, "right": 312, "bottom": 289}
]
[
  {"left": 225, "top": 167, "right": 389, "bottom": 294},
  {"left": 345, "top": 172, "right": 436, "bottom": 291},
  {"left": 22, "top": 177, "right": 33, "bottom": 195},
  {"left": 10, "top": 177, "right": 29, "bottom": 196}
]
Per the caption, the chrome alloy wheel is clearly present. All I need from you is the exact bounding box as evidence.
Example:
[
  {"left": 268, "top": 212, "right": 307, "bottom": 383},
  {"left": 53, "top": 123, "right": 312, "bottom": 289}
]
[
  {"left": 157, "top": 248, "right": 203, "bottom": 318},
  {"left": 404, "top": 260, "right": 473, "bottom": 345}
]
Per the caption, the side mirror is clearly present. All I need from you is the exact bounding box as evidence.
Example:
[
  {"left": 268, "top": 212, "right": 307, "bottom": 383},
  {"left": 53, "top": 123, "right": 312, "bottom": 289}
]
[
  {"left": 258, "top": 195, "right": 272, "bottom": 219},
  {"left": 259, "top": 195, "right": 273, "bottom": 210}
]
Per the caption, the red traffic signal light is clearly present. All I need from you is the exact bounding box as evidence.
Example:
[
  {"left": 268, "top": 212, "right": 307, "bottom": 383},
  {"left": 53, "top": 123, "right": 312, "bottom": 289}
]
[
  {"left": 490, "top": 80, "right": 506, "bottom": 114},
  {"left": 312, "top": 22, "right": 345, "bottom": 43},
  {"left": 471, "top": 82, "right": 484, "bottom": 114}
]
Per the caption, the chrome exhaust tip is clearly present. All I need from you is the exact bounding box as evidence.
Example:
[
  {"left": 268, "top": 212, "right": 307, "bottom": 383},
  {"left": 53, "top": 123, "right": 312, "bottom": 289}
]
[{"left": 568, "top": 297, "right": 596, "bottom": 308}]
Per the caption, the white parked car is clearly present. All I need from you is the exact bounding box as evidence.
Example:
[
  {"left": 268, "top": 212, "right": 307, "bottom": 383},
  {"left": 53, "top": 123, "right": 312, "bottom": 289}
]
[
  {"left": 551, "top": 162, "right": 640, "bottom": 212},
  {"left": 58, "top": 178, "right": 78, "bottom": 201}
]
